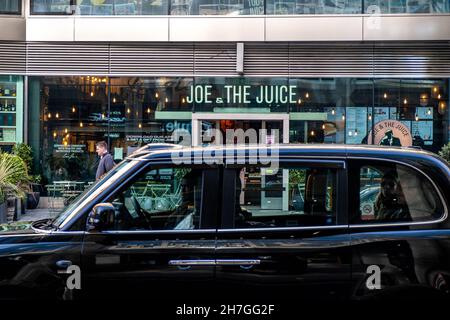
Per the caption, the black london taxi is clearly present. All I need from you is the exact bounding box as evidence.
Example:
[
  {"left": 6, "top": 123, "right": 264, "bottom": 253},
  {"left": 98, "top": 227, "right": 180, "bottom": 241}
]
[{"left": 0, "top": 143, "right": 450, "bottom": 300}]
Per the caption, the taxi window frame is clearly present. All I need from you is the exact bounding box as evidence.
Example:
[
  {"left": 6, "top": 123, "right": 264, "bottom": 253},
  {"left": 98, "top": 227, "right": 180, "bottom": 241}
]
[
  {"left": 219, "top": 158, "right": 348, "bottom": 230},
  {"left": 348, "top": 157, "right": 448, "bottom": 229}
]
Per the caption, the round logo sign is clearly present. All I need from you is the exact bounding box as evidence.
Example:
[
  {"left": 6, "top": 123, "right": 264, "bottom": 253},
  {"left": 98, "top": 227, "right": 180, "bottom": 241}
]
[{"left": 368, "top": 120, "right": 412, "bottom": 147}]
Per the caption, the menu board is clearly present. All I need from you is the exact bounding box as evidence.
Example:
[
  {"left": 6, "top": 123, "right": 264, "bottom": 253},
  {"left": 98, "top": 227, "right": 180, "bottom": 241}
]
[
  {"left": 416, "top": 107, "right": 433, "bottom": 120},
  {"left": 412, "top": 121, "right": 433, "bottom": 144},
  {"left": 346, "top": 107, "right": 368, "bottom": 144}
]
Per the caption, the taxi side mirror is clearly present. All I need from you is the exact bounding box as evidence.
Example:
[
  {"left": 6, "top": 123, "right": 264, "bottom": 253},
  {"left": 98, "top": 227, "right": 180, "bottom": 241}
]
[{"left": 87, "top": 203, "right": 115, "bottom": 231}]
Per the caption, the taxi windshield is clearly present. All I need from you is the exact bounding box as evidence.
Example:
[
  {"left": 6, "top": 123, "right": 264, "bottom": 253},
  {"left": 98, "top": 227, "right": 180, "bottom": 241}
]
[{"left": 51, "top": 160, "right": 135, "bottom": 229}]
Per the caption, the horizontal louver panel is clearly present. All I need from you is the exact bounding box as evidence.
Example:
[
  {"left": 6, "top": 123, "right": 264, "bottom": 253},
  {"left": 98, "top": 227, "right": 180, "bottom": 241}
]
[
  {"left": 289, "top": 43, "right": 373, "bottom": 77},
  {"left": 194, "top": 43, "right": 236, "bottom": 76},
  {"left": 373, "top": 43, "right": 450, "bottom": 77},
  {"left": 0, "top": 42, "right": 26, "bottom": 74},
  {"left": 0, "top": 41, "right": 449, "bottom": 77},
  {"left": 110, "top": 43, "right": 194, "bottom": 75},
  {"left": 26, "top": 42, "right": 109, "bottom": 75},
  {"left": 245, "top": 43, "right": 374, "bottom": 77},
  {"left": 245, "top": 43, "right": 290, "bottom": 76}
]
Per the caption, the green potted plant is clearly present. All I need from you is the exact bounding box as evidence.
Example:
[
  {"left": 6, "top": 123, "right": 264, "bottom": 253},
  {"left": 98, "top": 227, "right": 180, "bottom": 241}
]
[
  {"left": 439, "top": 142, "right": 450, "bottom": 164},
  {"left": 0, "top": 152, "right": 30, "bottom": 223},
  {"left": 12, "top": 143, "right": 41, "bottom": 210},
  {"left": 289, "top": 169, "right": 305, "bottom": 211}
]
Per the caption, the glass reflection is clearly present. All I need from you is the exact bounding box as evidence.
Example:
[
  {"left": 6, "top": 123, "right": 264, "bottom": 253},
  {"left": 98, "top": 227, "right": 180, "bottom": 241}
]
[
  {"left": 0, "top": 0, "right": 21, "bottom": 14},
  {"left": 28, "top": 76, "right": 449, "bottom": 186},
  {"left": 31, "top": 0, "right": 168, "bottom": 15}
]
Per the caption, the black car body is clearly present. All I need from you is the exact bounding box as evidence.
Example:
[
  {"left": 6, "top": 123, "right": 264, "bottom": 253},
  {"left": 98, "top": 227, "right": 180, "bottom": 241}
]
[{"left": 0, "top": 144, "right": 449, "bottom": 300}]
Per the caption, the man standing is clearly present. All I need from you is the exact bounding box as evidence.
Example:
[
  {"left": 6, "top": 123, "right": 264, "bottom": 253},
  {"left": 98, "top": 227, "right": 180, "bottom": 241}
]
[{"left": 95, "top": 141, "right": 115, "bottom": 180}]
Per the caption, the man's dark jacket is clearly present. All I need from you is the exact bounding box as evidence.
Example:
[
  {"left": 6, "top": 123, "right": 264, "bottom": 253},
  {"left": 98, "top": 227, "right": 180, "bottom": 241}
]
[{"left": 96, "top": 152, "right": 115, "bottom": 180}]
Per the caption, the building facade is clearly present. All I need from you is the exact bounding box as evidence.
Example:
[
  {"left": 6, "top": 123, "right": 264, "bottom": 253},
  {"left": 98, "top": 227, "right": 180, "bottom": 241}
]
[{"left": 0, "top": 0, "right": 449, "bottom": 184}]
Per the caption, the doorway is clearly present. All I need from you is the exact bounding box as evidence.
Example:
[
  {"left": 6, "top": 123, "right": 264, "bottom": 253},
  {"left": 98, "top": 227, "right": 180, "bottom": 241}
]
[
  {"left": 191, "top": 113, "right": 289, "bottom": 146},
  {"left": 191, "top": 113, "right": 290, "bottom": 211}
]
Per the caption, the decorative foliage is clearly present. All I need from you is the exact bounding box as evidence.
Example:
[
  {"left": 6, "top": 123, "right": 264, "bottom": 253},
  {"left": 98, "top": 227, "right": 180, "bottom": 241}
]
[
  {"left": 439, "top": 142, "right": 450, "bottom": 163},
  {"left": 12, "top": 143, "right": 33, "bottom": 173},
  {"left": 0, "top": 152, "right": 30, "bottom": 204},
  {"left": 12, "top": 143, "right": 42, "bottom": 184}
]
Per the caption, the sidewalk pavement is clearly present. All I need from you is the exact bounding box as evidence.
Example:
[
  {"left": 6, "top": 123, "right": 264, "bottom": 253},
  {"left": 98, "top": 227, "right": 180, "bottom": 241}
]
[{"left": 18, "top": 209, "right": 57, "bottom": 222}]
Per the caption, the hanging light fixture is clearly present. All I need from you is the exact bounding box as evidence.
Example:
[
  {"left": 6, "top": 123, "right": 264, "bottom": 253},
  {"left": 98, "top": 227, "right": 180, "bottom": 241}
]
[
  {"left": 48, "top": 113, "right": 52, "bottom": 119},
  {"left": 72, "top": 106, "right": 76, "bottom": 113},
  {"left": 80, "top": 122, "right": 84, "bottom": 128},
  {"left": 305, "top": 92, "right": 309, "bottom": 99},
  {"left": 420, "top": 94, "right": 429, "bottom": 106},
  {"left": 53, "top": 131, "right": 57, "bottom": 138},
  {"left": 155, "top": 92, "right": 159, "bottom": 99},
  {"left": 438, "top": 101, "right": 447, "bottom": 116},
  {"left": 147, "top": 107, "right": 151, "bottom": 114},
  {"left": 138, "top": 123, "right": 142, "bottom": 129},
  {"left": 55, "top": 113, "right": 59, "bottom": 119},
  {"left": 368, "top": 113, "right": 372, "bottom": 121},
  {"left": 297, "top": 98, "right": 302, "bottom": 104},
  {"left": 427, "top": 108, "right": 432, "bottom": 115},
  {"left": 310, "top": 130, "right": 315, "bottom": 136},
  {"left": 331, "top": 108, "right": 335, "bottom": 115},
  {"left": 341, "top": 113, "right": 345, "bottom": 121},
  {"left": 383, "top": 93, "right": 388, "bottom": 99},
  {"left": 403, "top": 98, "right": 408, "bottom": 105},
  {"left": 415, "top": 114, "right": 419, "bottom": 121}
]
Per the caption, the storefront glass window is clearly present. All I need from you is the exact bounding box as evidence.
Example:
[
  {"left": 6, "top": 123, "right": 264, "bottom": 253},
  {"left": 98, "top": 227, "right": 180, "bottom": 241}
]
[
  {"left": 170, "top": 0, "right": 264, "bottom": 15},
  {"left": 0, "top": 0, "right": 21, "bottom": 14},
  {"left": 30, "top": 0, "right": 168, "bottom": 15},
  {"left": 31, "top": 0, "right": 71, "bottom": 14},
  {"left": 29, "top": 0, "right": 450, "bottom": 15},
  {"left": 266, "top": 0, "right": 362, "bottom": 14},
  {"left": 108, "top": 77, "right": 193, "bottom": 158},
  {"left": 374, "top": 79, "right": 448, "bottom": 153},
  {"left": 29, "top": 76, "right": 194, "bottom": 185},
  {"left": 289, "top": 78, "right": 372, "bottom": 144},
  {"left": 28, "top": 76, "right": 449, "bottom": 187},
  {"left": 28, "top": 77, "right": 109, "bottom": 184},
  {"left": 364, "top": 0, "right": 450, "bottom": 14}
]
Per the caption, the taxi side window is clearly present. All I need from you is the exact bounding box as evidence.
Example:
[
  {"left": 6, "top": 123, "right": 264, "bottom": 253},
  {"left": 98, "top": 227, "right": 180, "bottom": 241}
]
[
  {"left": 229, "top": 165, "right": 338, "bottom": 228},
  {"left": 107, "top": 167, "right": 203, "bottom": 230},
  {"left": 358, "top": 163, "right": 444, "bottom": 223}
]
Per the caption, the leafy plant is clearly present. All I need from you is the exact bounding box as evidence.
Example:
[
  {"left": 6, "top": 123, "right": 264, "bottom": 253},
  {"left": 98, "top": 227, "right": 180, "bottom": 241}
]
[
  {"left": 12, "top": 143, "right": 33, "bottom": 174},
  {"left": 439, "top": 142, "right": 450, "bottom": 163},
  {"left": 289, "top": 169, "right": 306, "bottom": 204},
  {"left": 0, "top": 152, "right": 31, "bottom": 204}
]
